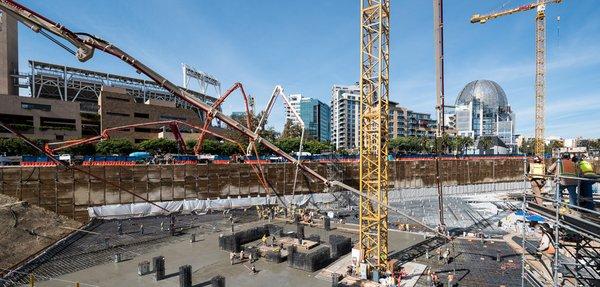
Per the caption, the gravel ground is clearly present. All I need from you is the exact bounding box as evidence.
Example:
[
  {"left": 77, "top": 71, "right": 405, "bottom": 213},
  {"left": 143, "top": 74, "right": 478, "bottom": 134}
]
[{"left": 0, "top": 194, "right": 80, "bottom": 272}]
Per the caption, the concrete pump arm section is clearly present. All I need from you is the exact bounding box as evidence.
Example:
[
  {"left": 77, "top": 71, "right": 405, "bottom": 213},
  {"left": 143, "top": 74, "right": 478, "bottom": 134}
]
[{"left": 0, "top": 0, "right": 447, "bottom": 238}]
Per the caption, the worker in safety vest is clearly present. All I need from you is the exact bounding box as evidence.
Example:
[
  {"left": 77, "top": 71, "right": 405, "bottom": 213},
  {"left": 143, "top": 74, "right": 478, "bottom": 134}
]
[
  {"left": 574, "top": 155, "right": 598, "bottom": 211},
  {"left": 548, "top": 153, "right": 579, "bottom": 206},
  {"left": 526, "top": 156, "right": 546, "bottom": 205}
]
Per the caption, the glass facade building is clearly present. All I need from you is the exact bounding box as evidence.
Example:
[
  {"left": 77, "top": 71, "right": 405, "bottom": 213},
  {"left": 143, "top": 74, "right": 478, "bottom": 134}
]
[
  {"left": 454, "top": 79, "right": 515, "bottom": 150},
  {"left": 286, "top": 94, "right": 331, "bottom": 142},
  {"left": 299, "top": 98, "right": 331, "bottom": 142}
]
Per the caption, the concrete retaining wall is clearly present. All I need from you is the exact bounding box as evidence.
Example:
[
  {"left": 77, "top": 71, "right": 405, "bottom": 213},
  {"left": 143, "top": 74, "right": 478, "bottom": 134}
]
[{"left": 0, "top": 159, "right": 526, "bottom": 221}]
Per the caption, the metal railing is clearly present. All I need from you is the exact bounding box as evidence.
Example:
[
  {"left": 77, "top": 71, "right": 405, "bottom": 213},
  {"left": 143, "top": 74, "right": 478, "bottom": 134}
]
[{"left": 522, "top": 159, "right": 600, "bottom": 287}]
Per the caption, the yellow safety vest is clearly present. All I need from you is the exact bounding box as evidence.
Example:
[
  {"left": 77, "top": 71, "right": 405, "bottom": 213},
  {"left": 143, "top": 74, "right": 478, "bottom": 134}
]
[
  {"left": 530, "top": 163, "right": 545, "bottom": 179},
  {"left": 579, "top": 160, "right": 595, "bottom": 175}
]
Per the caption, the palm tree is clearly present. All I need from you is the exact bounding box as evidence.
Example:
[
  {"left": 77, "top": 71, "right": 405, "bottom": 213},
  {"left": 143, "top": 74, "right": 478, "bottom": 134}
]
[{"left": 479, "top": 136, "right": 494, "bottom": 155}]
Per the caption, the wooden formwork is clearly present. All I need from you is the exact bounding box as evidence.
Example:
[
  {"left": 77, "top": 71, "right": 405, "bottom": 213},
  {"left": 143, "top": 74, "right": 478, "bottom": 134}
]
[{"left": 0, "top": 159, "right": 529, "bottom": 221}]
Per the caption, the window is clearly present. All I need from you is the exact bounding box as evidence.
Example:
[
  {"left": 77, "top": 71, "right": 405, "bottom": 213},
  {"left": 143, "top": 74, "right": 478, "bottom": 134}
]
[
  {"left": 134, "top": 127, "right": 160, "bottom": 133},
  {"left": 55, "top": 135, "right": 64, "bottom": 141},
  {"left": 106, "top": 112, "right": 130, "bottom": 117},
  {"left": 21, "top": 102, "right": 51, "bottom": 111},
  {"left": 106, "top": 96, "right": 130, "bottom": 102},
  {"left": 134, "top": 112, "right": 149, "bottom": 119},
  {"left": 40, "top": 117, "right": 76, "bottom": 131},
  {"left": 159, "top": 115, "right": 186, "bottom": 121},
  {"left": 0, "top": 114, "right": 34, "bottom": 133}
]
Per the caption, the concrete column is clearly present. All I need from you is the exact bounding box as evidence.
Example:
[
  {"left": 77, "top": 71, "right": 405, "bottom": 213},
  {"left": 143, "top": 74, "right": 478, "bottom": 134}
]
[
  {"left": 179, "top": 265, "right": 192, "bottom": 287},
  {"left": 0, "top": 11, "right": 18, "bottom": 96},
  {"left": 153, "top": 256, "right": 165, "bottom": 281},
  {"left": 210, "top": 275, "right": 225, "bottom": 287}
]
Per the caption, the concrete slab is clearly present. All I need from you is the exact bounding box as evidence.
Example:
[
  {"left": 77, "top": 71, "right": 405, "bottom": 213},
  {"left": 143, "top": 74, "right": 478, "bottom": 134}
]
[{"left": 31, "top": 219, "right": 424, "bottom": 287}]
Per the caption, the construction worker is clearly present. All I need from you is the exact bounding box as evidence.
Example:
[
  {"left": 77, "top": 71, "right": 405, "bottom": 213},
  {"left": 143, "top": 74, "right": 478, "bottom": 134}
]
[
  {"left": 527, "top": 156, "right": 546, "bottom": 205},
  {"left": 537, "top": 224, "right": 555, "bottom": 256},
  {"left": 548, "top": 153, "right": 579, "bottom": 207},
  {"left": 261, "top": 234, "right": 268, "bottom": 246},
  {"left": 575, "top": 155, "right": 598, "bottom": 211}
]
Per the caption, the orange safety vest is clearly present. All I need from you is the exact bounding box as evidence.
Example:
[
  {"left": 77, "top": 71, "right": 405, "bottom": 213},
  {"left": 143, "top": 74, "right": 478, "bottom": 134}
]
[
  {"left": 559, "top": 159, "right": 577, "bottom": 177},
  {"left": 530, "top": 162, "right": 545, "bottom": 179}
]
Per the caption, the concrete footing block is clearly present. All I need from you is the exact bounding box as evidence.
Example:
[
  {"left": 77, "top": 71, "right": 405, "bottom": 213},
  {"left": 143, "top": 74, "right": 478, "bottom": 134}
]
[
  {"left": 138, "top": 260, "right": 151, "bottom": 276},
  {"left": 211, "top": 275, "right": 225, "bottom": 287},
  {"left": 153, "top": 256, "right": 165, "bottom": 281},
  {"left": 179, "top": 265, "right": 192, "bottom": 287}
]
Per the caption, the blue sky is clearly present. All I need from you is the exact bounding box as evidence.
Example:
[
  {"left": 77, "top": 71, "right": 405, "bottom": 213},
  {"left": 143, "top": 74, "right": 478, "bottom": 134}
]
[{"left": 16, "top": 0, "right": 600, "bottom": 138}]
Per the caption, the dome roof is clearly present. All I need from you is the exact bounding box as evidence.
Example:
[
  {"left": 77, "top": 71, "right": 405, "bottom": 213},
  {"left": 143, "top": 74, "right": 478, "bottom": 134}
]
[{"left": 456, "top": 80, "right": 508, "bottom": 109}]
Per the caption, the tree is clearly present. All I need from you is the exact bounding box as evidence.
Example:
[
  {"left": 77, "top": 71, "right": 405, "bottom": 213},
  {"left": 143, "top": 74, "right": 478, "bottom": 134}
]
[
  {"left": 200, "top": 139, "right": 239, "bottom": 156},
  {"left": 479, "top": 136, "right": 494, "bottom": 155},
  {"left": 418, "top": 137, "right": 433, "bottom": 153},
  {"left": 0, "top": 138, "right": 40, "bottom": 156},
  {"left": 304, "top": 140, "right": 333, "bottom": 155},
  {"left": 62, "top": 143, "right": 96, "bottom": 156},
  {"left": 281, "top": 119, "right": 303, "bottom": 139},
  {"left": 276, "top": 137, "right": 301, "bottom": 154},
  {"left": 452, "top": 136, "right": 474, "bottom": 155},
  {"left": 138, "top": 138, "right": 178, "bottom": 154},
  {"left": 95, "top": 139, "right": 136, "bottom": 155},
  {"left": 519, "top": 138, "right": 536, "bottom": 155},
  {"left": 545, "top": 139, "right": 564, "bottom": 155}
]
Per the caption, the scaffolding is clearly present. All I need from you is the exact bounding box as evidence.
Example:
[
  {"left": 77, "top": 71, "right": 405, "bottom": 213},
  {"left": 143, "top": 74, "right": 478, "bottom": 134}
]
[{"left": 522, "top": 159, "right": 600, "bottom": 287}]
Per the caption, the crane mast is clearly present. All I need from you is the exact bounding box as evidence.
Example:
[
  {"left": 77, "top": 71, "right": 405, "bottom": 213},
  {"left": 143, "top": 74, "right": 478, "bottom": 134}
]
[
  {"left": 534, "top": 3, "right": 546, "bottom": 157},
  {"left": 471, "top": 0, "right": 561, "bottom": 156},
  {"left": 359, "top": 0, "right": 390, "bottom": 271},
  {"left": 433, "top": 0, "right": 446, "bottom": 233}
]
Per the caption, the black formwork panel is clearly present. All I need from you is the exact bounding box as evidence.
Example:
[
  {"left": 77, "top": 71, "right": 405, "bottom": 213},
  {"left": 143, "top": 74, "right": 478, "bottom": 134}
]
[
  {"left": 218, "top": 224, "right": 272, "bottom": 252},
  {"left": 329, "top": 235, "right": 351, "bottom": 260},
  {"left": 288, "top": 245, "right": 331, "bottom": 272}
]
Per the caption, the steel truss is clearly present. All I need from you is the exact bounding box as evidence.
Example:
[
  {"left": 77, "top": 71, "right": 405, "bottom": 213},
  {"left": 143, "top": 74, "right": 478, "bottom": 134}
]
[
  {"left": 26, "top": 60, "right": 217, "bottom": 113},
  {"left": 359, "top": 0, "right": 390, "bottom": 271}
]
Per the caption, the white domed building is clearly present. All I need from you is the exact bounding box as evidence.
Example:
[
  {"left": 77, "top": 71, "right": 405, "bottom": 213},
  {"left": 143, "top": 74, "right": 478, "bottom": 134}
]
[{"left": 454, "top": 80, "right": 515, "bottom": 152}]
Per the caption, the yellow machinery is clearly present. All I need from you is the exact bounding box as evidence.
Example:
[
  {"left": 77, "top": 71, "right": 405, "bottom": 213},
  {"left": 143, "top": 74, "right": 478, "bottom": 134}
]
[
  {"left": 359, "top": 0, "right": 390, "bottom": 271},
  {"left": 471, "top": 0, "right": 562, "bottom": 156}
]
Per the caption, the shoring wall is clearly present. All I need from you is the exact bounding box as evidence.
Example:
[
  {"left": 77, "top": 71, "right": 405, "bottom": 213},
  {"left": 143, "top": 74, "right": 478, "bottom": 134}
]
[{"left": 0, "top": 159, "right": 530, "bottom": 221}]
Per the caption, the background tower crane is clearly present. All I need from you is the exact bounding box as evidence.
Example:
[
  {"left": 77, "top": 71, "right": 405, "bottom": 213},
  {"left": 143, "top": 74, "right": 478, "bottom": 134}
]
[
  {"left": 433, "top": 0, "right": 446, "bottom": 233},
  {"left": 471, "top": 0, "right": 562, "bottom": 156},
  {"left": 359, "top": 0, "right": 390, "bottom": 271}
]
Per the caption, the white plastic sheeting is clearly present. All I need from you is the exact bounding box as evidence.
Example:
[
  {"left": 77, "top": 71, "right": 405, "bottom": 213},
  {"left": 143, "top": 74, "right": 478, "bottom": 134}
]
[{"left": 88, "top": 193, "right": 340, "bottom": 219}]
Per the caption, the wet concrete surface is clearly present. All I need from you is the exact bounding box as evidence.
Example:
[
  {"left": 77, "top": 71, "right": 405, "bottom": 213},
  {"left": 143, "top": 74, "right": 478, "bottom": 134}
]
[{"left": 27, "top": 218, "right": 425, "bottom": 287}]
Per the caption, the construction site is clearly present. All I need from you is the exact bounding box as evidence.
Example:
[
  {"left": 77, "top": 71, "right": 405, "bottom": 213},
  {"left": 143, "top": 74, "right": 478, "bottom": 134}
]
[{"left": 0, "top": 0, "right": 598, "bottom": 287}]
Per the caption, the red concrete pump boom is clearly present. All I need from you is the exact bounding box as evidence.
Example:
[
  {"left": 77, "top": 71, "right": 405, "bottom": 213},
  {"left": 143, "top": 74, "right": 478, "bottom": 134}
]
[
  {"left": 0, "top": 0, "right": 448, "bottom": 237},
  {"left": 44, "top": 120, "right": 192, "bottom": 154}
]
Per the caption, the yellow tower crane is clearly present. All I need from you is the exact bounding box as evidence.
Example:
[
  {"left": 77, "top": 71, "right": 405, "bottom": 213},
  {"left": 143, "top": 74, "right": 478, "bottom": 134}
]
[
  {"left": 359, "top": 0, "right": 390, "bottom": 271},
  {"left": 471, "top": 0, "right": 562, "bottom": 156}
]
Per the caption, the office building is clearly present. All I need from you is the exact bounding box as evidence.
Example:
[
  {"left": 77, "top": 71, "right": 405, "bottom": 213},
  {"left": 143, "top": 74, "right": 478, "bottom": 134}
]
[
  {"left": 285, "top": 94, "right": 331, "bottom": 142},
  {"left": 330, "top": 85, "right": 360, "bottom": 150},
  {"left": 389, "top": 101, "right": 436, "bottom": 138},
  {"left": 300, "top": 98, "right": 330, "bottom": 142},
  {"left": 453, "top": 80, "right": 516, "bottom": 149}
]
